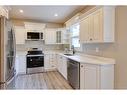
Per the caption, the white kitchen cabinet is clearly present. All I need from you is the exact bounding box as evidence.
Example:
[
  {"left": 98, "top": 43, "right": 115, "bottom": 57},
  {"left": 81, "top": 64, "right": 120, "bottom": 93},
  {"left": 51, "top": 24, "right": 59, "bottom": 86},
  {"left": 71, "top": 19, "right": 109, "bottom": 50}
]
[
  {"left": 80, "top": 63, "right": 114, "bottom": 89},
  {"left": 0, "top": 6, "right": 9, "bottom": 19},
  {"left": 57, "top": 55, "right": 63, "bottom": 73},
  {"left": 61, "top": 57, "right": 67, "bottom": 79},
  {"left": 56, "top": 29, "right": 62, "bottom": 44},
  {"left": 80, "top": 6, "right": 115, "bottom": 43},
  {"left": 57, "top": 55, "right": 67, "bottom": 79},
  {"left": 92, "top": 9, "right": 103, "bottom": 42},
  {"left": 45, "top": 28, "right": 70, "bottom": 44},
  {"left": 15, "top": 55, "right": 26, "bottom": 75},
  {"left": 14, "top": 26, "right": 26, "bottom": 44},
  {"left": 24, "top": 22, "right": 45, "bottom": 33},
  {"left": 61, "top": 28, "right": 70, "bottom": 44},
  {"left": 44, "top": 54, "right": 57, "bottom": 71},
  {"left": 80, "top": 16, "right": 89, "bottom": 43},
  {"left": 45, "top": 28, "right": 57, "bottom": 44}
]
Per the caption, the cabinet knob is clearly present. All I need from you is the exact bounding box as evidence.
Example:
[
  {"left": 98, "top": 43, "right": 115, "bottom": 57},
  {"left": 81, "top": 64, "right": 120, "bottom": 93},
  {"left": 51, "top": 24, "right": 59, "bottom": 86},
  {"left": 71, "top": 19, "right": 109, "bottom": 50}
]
[{"left": 81, "top": 65, "right": 83, "bottom": 67}]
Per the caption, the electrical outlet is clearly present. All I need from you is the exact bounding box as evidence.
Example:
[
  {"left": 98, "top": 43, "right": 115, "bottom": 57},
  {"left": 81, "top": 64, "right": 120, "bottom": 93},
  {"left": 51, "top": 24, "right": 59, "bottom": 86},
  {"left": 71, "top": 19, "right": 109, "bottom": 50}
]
[{"left": 95, "top": 47, "right": 99, "bottom": 52}]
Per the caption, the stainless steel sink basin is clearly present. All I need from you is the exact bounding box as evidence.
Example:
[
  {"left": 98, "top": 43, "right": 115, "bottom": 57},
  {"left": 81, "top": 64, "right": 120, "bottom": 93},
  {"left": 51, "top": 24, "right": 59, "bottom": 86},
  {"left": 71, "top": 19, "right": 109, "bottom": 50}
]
[{"left": 64, "top": 54, "right": 73, "bottom": 56}]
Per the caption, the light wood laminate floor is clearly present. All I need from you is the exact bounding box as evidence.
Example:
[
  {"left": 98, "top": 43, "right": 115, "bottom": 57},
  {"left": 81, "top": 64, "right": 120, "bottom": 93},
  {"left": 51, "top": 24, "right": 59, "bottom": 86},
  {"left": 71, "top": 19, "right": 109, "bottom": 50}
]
[{"left": 13, "top": 71, "right": 72, "bottom": 89}]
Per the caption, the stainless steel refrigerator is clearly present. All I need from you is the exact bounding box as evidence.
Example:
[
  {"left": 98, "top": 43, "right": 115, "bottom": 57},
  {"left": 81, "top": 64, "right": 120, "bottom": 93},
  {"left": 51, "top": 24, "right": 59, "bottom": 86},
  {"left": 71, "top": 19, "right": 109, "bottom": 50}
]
[{"left": 0, "top": 16, "right": 16, "bottom": 89}]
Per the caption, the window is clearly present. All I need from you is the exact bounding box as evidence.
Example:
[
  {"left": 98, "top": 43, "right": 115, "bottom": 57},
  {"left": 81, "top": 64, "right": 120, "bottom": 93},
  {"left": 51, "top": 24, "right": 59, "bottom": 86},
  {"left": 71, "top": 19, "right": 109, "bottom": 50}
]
[{"left": 70, "top": 23, "right": 80, "bottom": 49}]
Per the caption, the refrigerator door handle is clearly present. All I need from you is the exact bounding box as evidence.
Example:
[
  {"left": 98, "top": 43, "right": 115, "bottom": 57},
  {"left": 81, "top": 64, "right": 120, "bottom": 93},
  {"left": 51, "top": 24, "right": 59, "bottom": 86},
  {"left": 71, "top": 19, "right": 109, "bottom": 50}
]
[{"left": 0, "top": 82, "right": 6, "bottom": 84}]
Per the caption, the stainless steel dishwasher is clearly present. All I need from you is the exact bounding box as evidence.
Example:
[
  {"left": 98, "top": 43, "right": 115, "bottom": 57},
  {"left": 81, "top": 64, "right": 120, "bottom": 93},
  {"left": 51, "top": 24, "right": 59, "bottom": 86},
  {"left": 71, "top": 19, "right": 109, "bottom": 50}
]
[{"left": 67, "top": 59, "right": 80, "bottom": 89}]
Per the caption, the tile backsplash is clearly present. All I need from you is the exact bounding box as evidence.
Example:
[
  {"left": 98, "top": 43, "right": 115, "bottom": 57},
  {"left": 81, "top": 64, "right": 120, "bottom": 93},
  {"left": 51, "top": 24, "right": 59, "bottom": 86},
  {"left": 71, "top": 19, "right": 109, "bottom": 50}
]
[{"left": 16, "top": 40, "right": 63, "bottom": 51}]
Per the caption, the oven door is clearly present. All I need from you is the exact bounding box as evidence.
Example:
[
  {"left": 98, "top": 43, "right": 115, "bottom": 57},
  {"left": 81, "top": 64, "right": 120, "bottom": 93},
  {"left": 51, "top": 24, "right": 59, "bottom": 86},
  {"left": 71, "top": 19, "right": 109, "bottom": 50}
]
[
  {"left": 27, "top": 56, "right": 44, "bottom": 68},
  {"left": 27, "top": 56, "right": 44, "bottom": 74}
]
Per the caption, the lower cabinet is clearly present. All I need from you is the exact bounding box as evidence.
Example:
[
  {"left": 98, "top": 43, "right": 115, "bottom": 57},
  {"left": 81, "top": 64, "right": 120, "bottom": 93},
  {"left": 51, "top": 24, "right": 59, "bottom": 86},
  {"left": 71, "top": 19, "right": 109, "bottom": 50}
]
[
  {"left": 62, "top": 57, "right": 67, "bottom": 79},
  {"left": 15, "top": 55, "right": 26, "bottom": 75},
  {"left": 57, "top": 55, "right": 67, "bottom": 80},
  {"left": 44, "top": 54, "right": 57, "bottom": 71},
  {"left": 80, "top": 63, "right": 114, "bottom": 89},
  {"left": 57, "top": 55, "right": 63, "bottom": 74}
]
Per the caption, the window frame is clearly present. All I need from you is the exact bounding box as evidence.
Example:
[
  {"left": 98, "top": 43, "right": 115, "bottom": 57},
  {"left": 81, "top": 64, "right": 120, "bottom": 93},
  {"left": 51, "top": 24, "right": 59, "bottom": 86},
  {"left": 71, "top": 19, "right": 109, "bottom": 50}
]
[{"left": 70, "top": 23, "right": 82, "bottom": 51}]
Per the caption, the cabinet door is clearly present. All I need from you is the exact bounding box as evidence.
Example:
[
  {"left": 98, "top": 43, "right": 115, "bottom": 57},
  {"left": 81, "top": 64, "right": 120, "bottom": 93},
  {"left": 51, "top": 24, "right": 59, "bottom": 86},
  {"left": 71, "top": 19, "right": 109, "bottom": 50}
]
[
  {"left": 80, "top": 63, "right": 100, "bottom": 89},
  {"left": 18, "top": 55, "right": 26, "bottom": 74},
  {"left": 45, "top": 29, "right": 56, "bottom": 44},
  {"left": 45, "top": 54, "right": 57, "bottom": 71},
  {"left": 57, "top": 55, "right": 63, "bottom": 74},
  {"left": 56, "top": 30, "right": 62, "bottom": 43},
  {"left": 44, "top": 54, "right": 50, "bottom": 70},
  {"left": 14, "top": 26, "right": 25, "bottom": 44},
  {"left": 62, "top": 28, "right": 70, "bottom": 44},
  {"left": 62, "top": 57, "right": 67, "bottom": 79},
  {"left": 0, "top": 7, "right": 9, "bottom": 18},
  {"left": 92, "top": 9, "right": 103, "bottom": 42},
  {"left": 88, "top": 15, "right": 94, "bottom": 42},
  {"left": 15, "top": 56, "right": 19, "bottom": 75},
  {"left": 49, "top": 54, "right": 57, "bottom": 69},
  {"left": 80, "top": 16, "right": 89, "bottom": 43}
]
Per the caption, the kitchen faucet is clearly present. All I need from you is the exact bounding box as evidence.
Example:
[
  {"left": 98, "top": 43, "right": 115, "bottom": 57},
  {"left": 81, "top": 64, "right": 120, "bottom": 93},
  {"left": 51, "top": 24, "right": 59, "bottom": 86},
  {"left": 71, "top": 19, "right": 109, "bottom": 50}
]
[{"left": 71, "top": 45, "right": 75, "bottom": 55}]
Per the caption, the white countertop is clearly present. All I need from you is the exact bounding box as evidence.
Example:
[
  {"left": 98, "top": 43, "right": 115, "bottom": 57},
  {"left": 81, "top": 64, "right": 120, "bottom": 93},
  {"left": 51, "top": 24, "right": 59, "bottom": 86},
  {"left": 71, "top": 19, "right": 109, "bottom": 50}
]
[
  {"left": 44, "top": 50, "right": 63, "bottom": 54},
  {"left": 16, "top": 51, "right": 27, "bottom": 56},
  {"left": 16, "top": 50, "right": 115, "bottom": 65},
  {"left": 58, "top": 53, "right": 115, "bottom": 65}
]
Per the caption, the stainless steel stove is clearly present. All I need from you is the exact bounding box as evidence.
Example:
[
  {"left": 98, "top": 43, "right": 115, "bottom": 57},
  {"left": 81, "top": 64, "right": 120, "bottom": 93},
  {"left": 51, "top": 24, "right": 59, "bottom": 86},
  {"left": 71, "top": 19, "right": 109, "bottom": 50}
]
[{"left": 26, "top": 50, "right": 44, "bottom": 74}]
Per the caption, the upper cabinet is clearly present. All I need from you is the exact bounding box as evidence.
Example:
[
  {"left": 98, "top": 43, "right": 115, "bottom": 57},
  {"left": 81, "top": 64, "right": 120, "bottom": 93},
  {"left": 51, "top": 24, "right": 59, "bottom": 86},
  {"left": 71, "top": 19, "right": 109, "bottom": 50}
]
[
  {"left": 45, "top": 28, "right": 70, "bottom": 44},
  {"left": 24, "top": 22, "right": 45, "bottom": 33},
  {"left": 14, "top": 26, "right": 26, "bottom": 44},
  {"left": 45, "top": 28, "right": 57, "bottom": 44},
  {"left": 0, "top": 6, "right": 9, "bottom": 19},
  {"left": 24, "top": 22, "right": 45, "bottom": 40},
  {"left": 61, "top": 28, "right": 70, "bottom": 44},
  {"left": 80, "top": 7, "right": 115, "bottom": 43}
]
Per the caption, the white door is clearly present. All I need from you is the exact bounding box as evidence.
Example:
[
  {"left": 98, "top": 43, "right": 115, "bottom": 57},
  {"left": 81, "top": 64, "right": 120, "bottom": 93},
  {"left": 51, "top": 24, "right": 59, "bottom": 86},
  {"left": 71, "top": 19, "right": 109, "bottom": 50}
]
[
  {"left": 92, "top": 9, "right": 103, "bottom": 42},
  {"left": 44, "top": 54, "right": 51, "bottom": 70},
  {"left": 80, "top": 16, "right": 89, "bottom": 43},
  {"left": 57, "top": 55, "right": 63, "bottom": 74},
  {"left": 49, "top": 54, "right": 57, "bottom": 69},
  {"left": 14, "top": 26, "right": 26, "bottom": 44},
  {"left": 62, "top": 57, "right": 67, "bottom": 79},
  {"left": 80, "top": 63, "right": 100, "bottom": 89},
  {"left": 45, "top": 29, "right": 56, "bottom": 44},
  {"left": 17, "top": 55, "right": 26, "bottom": 74}
]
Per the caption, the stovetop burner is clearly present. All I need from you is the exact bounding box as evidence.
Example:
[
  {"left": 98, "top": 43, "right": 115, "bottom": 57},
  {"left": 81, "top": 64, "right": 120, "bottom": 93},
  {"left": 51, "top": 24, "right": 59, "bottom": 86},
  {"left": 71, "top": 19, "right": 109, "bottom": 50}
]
[{"left": 27, "top": 50, "right": 43, "bottom": 55}]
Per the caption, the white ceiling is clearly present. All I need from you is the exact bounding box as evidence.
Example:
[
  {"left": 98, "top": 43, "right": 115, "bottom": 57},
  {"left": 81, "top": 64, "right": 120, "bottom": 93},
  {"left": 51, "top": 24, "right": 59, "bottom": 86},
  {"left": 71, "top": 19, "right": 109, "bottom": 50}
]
[{"left": 9, "top": 6, "right": 85, "bottom": 23}]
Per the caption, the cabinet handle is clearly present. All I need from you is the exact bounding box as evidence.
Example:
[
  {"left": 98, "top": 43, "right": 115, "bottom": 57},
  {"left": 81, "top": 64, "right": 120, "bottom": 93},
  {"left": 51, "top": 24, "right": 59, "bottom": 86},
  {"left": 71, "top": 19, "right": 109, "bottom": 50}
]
[
  {"left": 81, "top": 65, "right": 83, "bottom": 67},
  {"left": 90, "top": 38, "right": 93, "bottom": 41},
  {"left": 90, "top": 38, "right": 92, "bottom": 41}
]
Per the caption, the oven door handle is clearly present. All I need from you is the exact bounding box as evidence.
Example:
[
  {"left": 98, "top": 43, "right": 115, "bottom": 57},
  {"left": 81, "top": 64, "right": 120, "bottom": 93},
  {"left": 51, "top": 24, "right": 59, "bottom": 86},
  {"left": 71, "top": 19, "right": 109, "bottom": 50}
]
[{"left": 27, "top": 55, "right": 44, "bottom": 57}]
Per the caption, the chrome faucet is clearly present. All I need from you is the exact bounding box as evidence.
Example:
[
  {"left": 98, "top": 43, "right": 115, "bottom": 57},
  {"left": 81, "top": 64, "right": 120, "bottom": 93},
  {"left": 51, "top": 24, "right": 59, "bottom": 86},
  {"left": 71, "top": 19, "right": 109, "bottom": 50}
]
[{"left": 71, "top": 45, "right": 75, "bottom": 55}]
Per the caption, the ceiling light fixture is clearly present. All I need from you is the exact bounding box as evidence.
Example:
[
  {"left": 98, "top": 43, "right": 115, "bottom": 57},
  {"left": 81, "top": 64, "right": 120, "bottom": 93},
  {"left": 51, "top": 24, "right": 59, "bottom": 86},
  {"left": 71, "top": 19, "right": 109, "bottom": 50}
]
[
  {"left": 54, "top": 13, "right": 58, "bottom": 17},
  {"left": 19, "top": 9, "right": 24, "bottom": 13}
]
